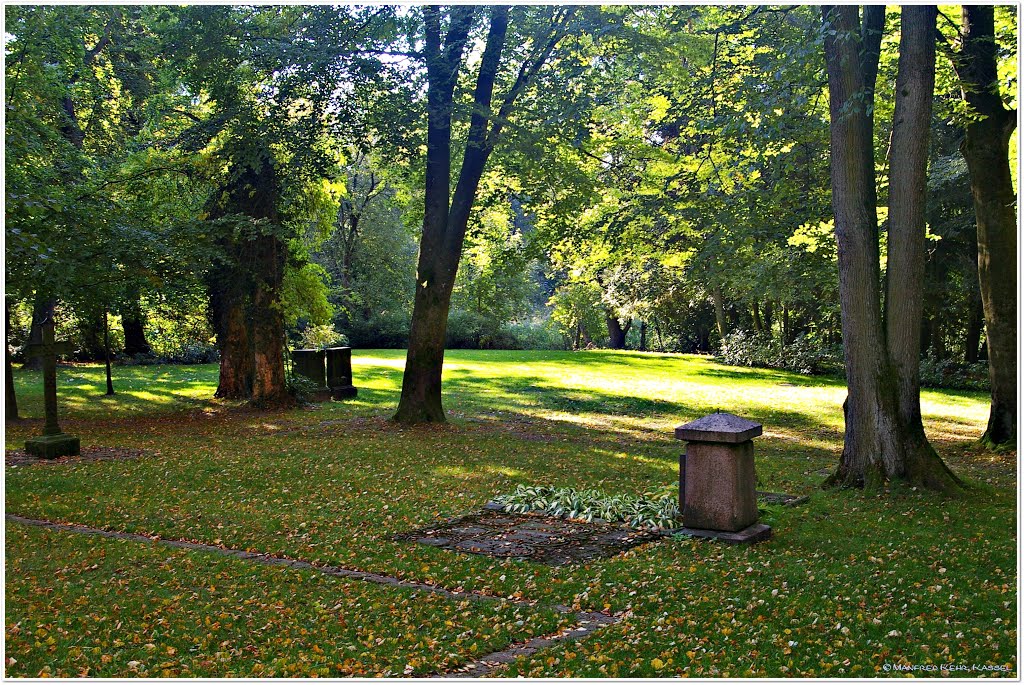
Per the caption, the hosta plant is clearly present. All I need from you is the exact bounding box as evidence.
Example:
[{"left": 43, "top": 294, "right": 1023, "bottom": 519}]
[{"left": 493, "top": 484, "right": 682, "bottom": 530}]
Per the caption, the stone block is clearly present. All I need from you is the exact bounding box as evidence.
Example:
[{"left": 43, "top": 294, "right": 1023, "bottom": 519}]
[
  {"left": 292, "top": 349, "right": 327, "bottom": 388},
  {"left": 25, "top": 433, "right": 80, "bottom": 460},
  {"left": 682, "top": 440, "right": 759, "bottom": 532},
  {"left": 666, "top": 522, "right": 772, "bottom": 545},
  {"left": 675, "top": 412, "right": 762, "bottom": 443},
  {"left": 325, "top": 346, "right": 357, "bottom": 398}
]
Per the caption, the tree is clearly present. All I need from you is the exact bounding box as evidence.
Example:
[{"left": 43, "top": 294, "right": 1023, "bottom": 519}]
[
  {"left": 395, "top": 6, "right": 579, "bottom": 423},
  {"left": 952, "top": 6, "right": 1017, "bottom": 448},
  {"left": 821, "top": 5, "right": 962, "bottom": 493},
  {"left": 168, "top": 6, "right": 397, "bottom": 406}
]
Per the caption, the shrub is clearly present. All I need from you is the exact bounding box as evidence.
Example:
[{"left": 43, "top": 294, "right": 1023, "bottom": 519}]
[
  {"left": 346, "top": 311, "right": 410, "bottom": 348},
  {"left": 120, "top": 342, "right": 219, "bottom": 366},
  {"left": 718, "top": 330, "right": 840, "bottom": 375},
  {"left": 300, "top": 323, "right": 348, "bottom": 350},
  {"left": 500, "top": 321, "right": 566, "bottom": 350},
  {"left": 919, "top": 355, "right": 989, "bottom": 391}
]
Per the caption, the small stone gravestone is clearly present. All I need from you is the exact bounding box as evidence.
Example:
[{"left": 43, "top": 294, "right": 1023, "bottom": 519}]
[
  {"left": 291, "top": 349, "right": 327, "bottom": 389},
  {"left": 673, "top": 411, "right": 771, "bottom": 544},
  {"left": 325, "top": 347, "right": 357, "bottom": 399},
  {"left": 24, "top": 319, "right": 80, "bottom": 459}
]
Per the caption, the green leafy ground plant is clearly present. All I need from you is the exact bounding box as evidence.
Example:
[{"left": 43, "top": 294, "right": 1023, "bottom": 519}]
[
  {"left": 495, "top": 484, "right": 681, "bottom": 529},
  {"left": 5, "top": 350, "right": 1017, "bottom": 677}
]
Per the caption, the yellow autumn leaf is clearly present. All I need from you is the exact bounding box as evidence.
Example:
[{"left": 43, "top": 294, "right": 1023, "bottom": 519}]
[{"left": 652, "top": 658, "right": 665, "bottom": 670}]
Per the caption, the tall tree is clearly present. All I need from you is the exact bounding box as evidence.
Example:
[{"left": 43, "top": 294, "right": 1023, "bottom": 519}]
[
  {"left": 395, "top": 6, "right": 578, "bottom": 423},
  {"left": 953, "top": 6, "right": 1017, "bottom": 448},
  {"left": 821, "top": 5, "right": 962, "bottom": 493}
]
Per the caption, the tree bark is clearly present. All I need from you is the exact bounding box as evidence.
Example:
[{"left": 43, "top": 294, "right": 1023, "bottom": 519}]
[
  {"left": 884, "top": 6, "right": 961, "bottom": 490},
  {"left": 6, "top": 299, "right": 19, "bottom": 419},
  {"left": 395, "top": 6, "right": 507, "bottom": 424},
  {"left": 606, "top": 313, "right": 630, "bottom": 349},
  {"left": 210, "top": 285, "right": 253, "bottom": 399},
  {"left": 956, "top": 5, "right": 1017, "bottom": 447},
  {"left": 712, "top": 285, "right": 727, "bottom": 340},
  {"left": 103, "top": 308, "right": 114, "bottom": 395},
  {"left": 250, "top": 234, "right": 292, "bottom": 408},
  {"left": 822, "top": 5, "right": 961, "bottom": 493},
  {"left": 639, "top": 321, "right": 648, "bottom": 351},
  {"left": 121, "top": 293, "right": 151, "bottom": 356}
]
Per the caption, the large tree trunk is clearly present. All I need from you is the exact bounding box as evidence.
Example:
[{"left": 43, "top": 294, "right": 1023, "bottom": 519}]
[
  {"left": 956, "top": 5, "right": 1017, "bottom": 448},
  {"left": 395, "top": 6, "right": 508, "bottom": 424},
  {"left": 6, "top": 299, "right": 19, "bottom": 420},
  {"left": 121, "top": 293, "right": 151, "bottom": 356},
  {"left": 884, "top": 6, "right": 961, "bottom": 490},
  {"left": 250, "top": 235, "right": 292, "bottom": 408},
  {"left": 822, "top": 5, "right": 960, "bottom": 493},
  {"left": 211, "top": 285, "right": 253, "bottom": 399},
  {"left": 606, "top": 313, "right": 630, "bottom": 349}
]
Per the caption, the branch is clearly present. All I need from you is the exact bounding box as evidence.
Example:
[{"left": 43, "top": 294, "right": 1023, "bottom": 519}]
[{"left": 485, "top": 7, "right": 577, "bottom": 152}]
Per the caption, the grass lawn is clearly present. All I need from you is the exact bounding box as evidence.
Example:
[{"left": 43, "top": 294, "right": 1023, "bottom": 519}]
[{"left": 5, "top": 350, "right": 1017, "bottom": 677}]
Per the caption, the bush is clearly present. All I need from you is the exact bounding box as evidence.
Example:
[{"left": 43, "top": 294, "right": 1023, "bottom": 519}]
[
  {"left": 346, "top": 311, "right": 410, "bottom": 348},
  {"left": 445, "top": 310, "right": 491, "bottom": 349},
  {"left": 919, "top": 355, "right": 989, "bottom": 391},
  {"left": 121, "top": 342, "right": 219, "bottom": 366},
  {"left": 500, "top": 321, "right": 566, "bottom": 350},
  {"left": 718, "top": 330, "right": 840, "bottom": 375},
  {"left": 299, "top": 323, "right": 348, "bottom": 350}
]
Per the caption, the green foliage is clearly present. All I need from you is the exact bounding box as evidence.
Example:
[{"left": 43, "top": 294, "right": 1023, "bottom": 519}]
[
  {"left": 298, "top": 324, "right": 349, "bottom": 351},
  {"left": 495, "top": 484, "right": 681, "bottom": 529},
  {"left": 718, "top": 330, "right": 841, "bottom": 376},
  {"left": 286, "top": 372, "right": 323, "bottom": 404},
  {"left": 919, "top": 355, "right": 990, "bottom": 392},
  {"left": 547, "top": 282, "right": 606, "bottom": 349},
  {"left": 281, "top": 262, "right": 334, "bottom": 328}
]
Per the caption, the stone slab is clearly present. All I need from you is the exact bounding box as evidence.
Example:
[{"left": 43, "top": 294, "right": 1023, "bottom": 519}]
[
  {"left": 24, "top": 433, "right": 80, "bottom": 460},
  {"left": 675, "top": 412, "right": 762, "bottom": 443},
  {"left": 331, "top": 385, "right": 358, "bottom": 399},
  {"left": 396, "top": 508, "right": 662, "bottom": 565},
  {"left": 756, "top": 491, "right": 808, "bottom": 506},
  {"left": 666, "top": 522, "right": 772, "bottom": 545}
]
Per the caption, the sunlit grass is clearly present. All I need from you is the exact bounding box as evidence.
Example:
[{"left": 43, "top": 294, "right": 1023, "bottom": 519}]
[{"left": 5, "top": 350, "right": 1015, "bottom": 677}]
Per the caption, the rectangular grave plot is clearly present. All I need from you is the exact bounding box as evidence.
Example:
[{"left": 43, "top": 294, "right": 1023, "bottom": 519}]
[{"left": 395, "top": 509, "right": 665, "bottom": 565}]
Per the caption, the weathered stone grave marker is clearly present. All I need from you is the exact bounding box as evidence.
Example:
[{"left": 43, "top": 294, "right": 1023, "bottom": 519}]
[
  {"left": 24, "top": 318, "right": 80, "bottom": 459},
  {"left": 291, "top": 347, "right": 357, "bottom": 399},
  {"left": 291, "top": 348, "right": 327, "bottom": 389},
  {"left": 673, "top": 411, "right": 771, "bottom": 543},
  {"left": 325, "top": 347, "right": 357, "bottom": 399}
]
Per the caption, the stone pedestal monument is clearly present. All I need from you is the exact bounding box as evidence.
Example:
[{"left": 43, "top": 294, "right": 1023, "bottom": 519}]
[
  {"left": 673, "top": 411, "right": 770, "bottom": 544},
  {"left": 24, "top": 318, "right": 80, "bottom": 459},
  {"left": 325, "top": 347, "right": 357, "bottom": 399}
]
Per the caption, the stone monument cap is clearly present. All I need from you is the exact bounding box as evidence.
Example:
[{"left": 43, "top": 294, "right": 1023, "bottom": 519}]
[{"left": 674, "top": 411, "right": 762, "bottom": 443}]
